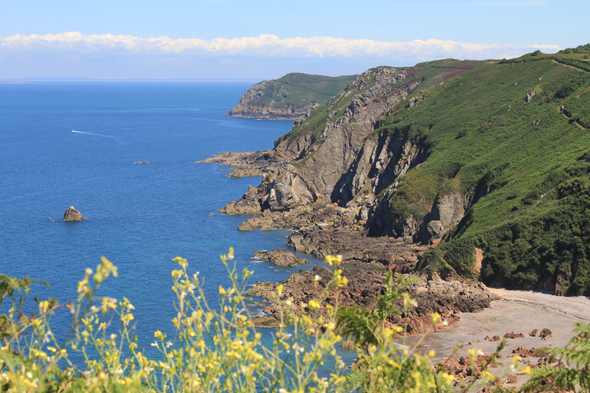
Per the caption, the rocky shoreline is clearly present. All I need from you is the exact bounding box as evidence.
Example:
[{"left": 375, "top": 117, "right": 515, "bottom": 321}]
[
  {"left": 196, "top": 150, "right": 292, "bottom": 179},
  {"left": 198, "top": 66, "right": 590, "bottom": 381},
  {"left": 201, "top": 150, "right": 432, "bottom": 269},
  {"left": 245, "top": 268, "right": 499, "bottom": 332},
  {"left": 199, "top": 66, "right": 500, "bottom": 330}
]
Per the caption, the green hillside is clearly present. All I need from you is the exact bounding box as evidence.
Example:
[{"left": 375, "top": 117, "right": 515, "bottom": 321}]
[
  {"left": 275, "top": 61, "right": 480, "bottom": 154},
  {"left": 373, "top": 51, "right": 590, "bottom": 294},
  {"left": 253, "top": 73, "right": 358, "bottom": 108}
]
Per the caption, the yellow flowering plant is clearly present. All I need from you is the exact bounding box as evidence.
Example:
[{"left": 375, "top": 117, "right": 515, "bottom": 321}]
[{"left": 0, "top": 249, "right": 526, "bottom": 393}]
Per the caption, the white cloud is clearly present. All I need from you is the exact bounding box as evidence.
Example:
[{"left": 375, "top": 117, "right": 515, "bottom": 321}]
[{"left": 0, "top": 32, "right": 560, "bottom": 60}]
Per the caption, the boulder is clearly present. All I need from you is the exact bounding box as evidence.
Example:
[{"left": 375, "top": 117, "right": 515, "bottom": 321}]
[
  {"left": 250, "top": 315, "right": 280, "bottom": 327},
  {"left": 252, "top": 249, "right": 309, "bottom": 267},
  {"left": 526, "top": 90, "right": 536, "bottom": 102},
  {"left": 63, "top": 206, "right": 86, "bottom": 221},
  {"left": 539, "top": 328, "right": 552, "bottom": 340}
]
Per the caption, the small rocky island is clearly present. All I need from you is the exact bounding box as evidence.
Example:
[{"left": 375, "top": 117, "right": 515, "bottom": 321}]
[{"left": 63, "top": 206, "right": 86, "bottom": 221}]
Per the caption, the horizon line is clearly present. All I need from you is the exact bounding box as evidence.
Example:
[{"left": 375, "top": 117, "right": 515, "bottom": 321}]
[{"left": 0, "top": 77, "right": 263, "bottom": 83}]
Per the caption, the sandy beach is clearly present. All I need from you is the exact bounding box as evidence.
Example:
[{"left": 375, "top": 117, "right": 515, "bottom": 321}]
[{"left": 402, "top": 288, "right": 590, "bottom": 385}]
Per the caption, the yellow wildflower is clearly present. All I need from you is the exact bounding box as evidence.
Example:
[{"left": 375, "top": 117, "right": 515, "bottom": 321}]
[
  {"left": 518, "top": 366, "right": 532, "bottom": 375},
  {"left": 325, "top": 255, "right": 342, "bottom": 266},
  {"left": 308, "top": 300, "right": 320, "bottom": 310}
]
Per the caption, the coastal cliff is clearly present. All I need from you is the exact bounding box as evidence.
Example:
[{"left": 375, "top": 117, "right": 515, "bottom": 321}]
[
  {"left": 227, "top": 73, "right": 357, "bottom": 120},
  {"left": 208, "top": 47, "right": 590, "bottom": 296}
]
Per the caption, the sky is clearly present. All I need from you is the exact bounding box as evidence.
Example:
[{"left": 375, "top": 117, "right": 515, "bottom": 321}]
[{"left": 0, "top": 0, "right": 587, "bottom": 80}]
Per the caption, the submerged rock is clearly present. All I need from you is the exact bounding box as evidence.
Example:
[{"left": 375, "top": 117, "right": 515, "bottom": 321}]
[{"left": 63, "top": 206, "right": 86, "bottom": 221}]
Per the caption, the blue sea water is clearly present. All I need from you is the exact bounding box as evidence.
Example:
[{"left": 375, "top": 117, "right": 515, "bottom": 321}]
[{"left": 0, "top": 82, "right": 331, "bottom": 353}]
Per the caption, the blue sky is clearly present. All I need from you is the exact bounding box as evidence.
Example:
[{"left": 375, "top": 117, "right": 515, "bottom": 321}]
[{"left": 0, "top": 0, "right": 587, "bottom": 80}]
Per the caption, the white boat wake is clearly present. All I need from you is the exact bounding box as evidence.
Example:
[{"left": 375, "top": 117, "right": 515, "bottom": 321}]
[{"left": 71, "top": 130, "right": 119, "bottom": 141}]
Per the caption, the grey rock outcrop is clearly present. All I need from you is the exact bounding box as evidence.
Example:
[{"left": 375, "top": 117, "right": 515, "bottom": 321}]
[
  {"left": 525, "top": 90, "right": 536, "bottom": 103},
  {"left": 418, "top": 192, "right": 465, "bottom": 242},
  {"left": 265, "top": 68, "right": 423, "bottom": 213},
  {"left": 218, "top": 67, "right": 458, "bottom": 244},
  {"left": 63, "top": 206, "right": 86, "bottom": 221}
]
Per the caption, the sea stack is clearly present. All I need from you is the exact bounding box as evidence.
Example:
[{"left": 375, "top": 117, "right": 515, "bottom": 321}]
[{"left": 63, "top": 206, "right": 86, "bottom": 221}]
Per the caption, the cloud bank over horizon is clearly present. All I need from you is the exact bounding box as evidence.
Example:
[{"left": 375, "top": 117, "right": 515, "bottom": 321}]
[
  {"left": 0, "top": 32, "right": 560, "bottom": 59},
  {"left": 0, "top": 32, "right": 562, "bottom": 79}
]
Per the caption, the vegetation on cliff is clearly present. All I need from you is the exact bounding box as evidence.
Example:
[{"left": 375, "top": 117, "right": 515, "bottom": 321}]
[
  {"left": 275, "top": 60, "right": 479, "bottom": 154},
  {"left": 243, "top": 47, "right": 590, "bottom": 295},
  {"left": 372, "top": 50, "right": 590, "bottom": 294},
  {"left": 227, "top": 73, "right": 358, "bottom": 120}
]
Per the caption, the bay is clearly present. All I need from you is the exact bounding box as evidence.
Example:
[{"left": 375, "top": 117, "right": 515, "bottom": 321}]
[{"left": 0, "top": 81, "right": 329, "bottom": 351}]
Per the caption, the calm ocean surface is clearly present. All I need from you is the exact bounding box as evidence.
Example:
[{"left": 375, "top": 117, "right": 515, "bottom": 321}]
[{"left": 0, "top": 82, "right": 331, "bottom": 353}]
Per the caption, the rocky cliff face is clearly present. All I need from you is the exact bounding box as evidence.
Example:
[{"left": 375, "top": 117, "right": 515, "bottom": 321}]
[
  {"left": 211, "top": 62, "right": 488, "bottom": 274},
  {"left": 223, "top": 66, "right": 458, "bottom": 246},
  {"left": 227, "top": 81, "right": 319, "bottom": 120},
  {"left": 265, "top": 68, "right": 423, "bottom": 209},
  {"left": 210, "top": 53, "right": 590, "bottom": 295}
]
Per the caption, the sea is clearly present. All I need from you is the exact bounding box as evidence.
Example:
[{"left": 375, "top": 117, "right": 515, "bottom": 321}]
[{"left": 0, "top": 82, "right": 334, "bottom": 357}]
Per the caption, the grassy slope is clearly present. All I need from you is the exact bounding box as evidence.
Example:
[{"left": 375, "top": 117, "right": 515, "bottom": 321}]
[
  {"left": 252, "top": 73, "right": 358, "bottom": 109},
  {"left": 275, "top": 63, "right": 477, "bottom": 154},
  {"left": 377, "top": 52, "right": 590, "bottom": 294}
]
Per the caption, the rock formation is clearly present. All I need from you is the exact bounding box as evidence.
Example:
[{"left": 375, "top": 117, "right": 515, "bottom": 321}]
[
  {"left": 287, "top": 227, "right": 429, "bottom": 270},
  {"left": 227, "top": 73, "right": 357, "bottom": 120},
  {"left": 246, "top": 268, "right": 499, "bottom": 330},
  {"left": 218, "top": 66, "right": 452, "bottom": 246},
  {"left": 252, "top": 249, "right": 309, "bottom": 267},
  {"left": 211, "top": 66, "right": 466, "bottom": 271},
  {"left": 196, "top": 150, "right": 292, "bottom": 179},
  {"left": 63, "top": 206, "right": 86, "bottom": 221},
  {"left": 206, "top": 54, "right": 590, "bottom": 295},
  {"left": 206, "top": 65, "right": 478, "bottom": 274}
]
